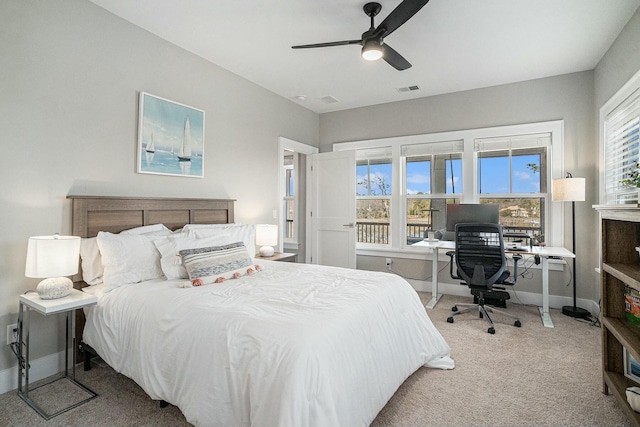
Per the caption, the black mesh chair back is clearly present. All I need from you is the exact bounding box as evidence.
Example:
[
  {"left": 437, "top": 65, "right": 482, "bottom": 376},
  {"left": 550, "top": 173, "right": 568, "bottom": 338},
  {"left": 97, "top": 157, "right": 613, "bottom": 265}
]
[{"left": 455, "top": 223, "right": 506, "bottom": 289}]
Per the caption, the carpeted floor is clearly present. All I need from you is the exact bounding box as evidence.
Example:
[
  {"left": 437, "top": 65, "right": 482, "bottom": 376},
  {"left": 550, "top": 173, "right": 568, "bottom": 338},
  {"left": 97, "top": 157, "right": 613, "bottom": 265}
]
[{"left": 0, "top": 292, "right": 632, "bottom": 427}]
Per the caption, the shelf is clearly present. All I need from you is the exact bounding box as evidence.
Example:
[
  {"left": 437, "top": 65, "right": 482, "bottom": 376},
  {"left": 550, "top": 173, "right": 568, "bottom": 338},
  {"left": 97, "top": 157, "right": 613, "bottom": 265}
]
[
  {"left": 603, "top": 370, "right": 640, "bottom": 427},
  {"left": 602, "top": 317, "right": 640, "bottom": 362},
  {"left": 597, "top": 207, "right": 640, "bottom": 426},
  {"left": 603, "top": 263, "right": 640, "bottom": 292}
]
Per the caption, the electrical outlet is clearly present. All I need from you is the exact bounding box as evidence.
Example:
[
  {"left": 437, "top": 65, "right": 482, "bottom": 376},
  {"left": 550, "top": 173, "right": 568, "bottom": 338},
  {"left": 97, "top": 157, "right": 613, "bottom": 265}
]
[
  {"left": 6, "top": 324, "right": 17, "bottom": 345},
  {"left": 385, "top": 258, "right": 392, "bottom": 269}
]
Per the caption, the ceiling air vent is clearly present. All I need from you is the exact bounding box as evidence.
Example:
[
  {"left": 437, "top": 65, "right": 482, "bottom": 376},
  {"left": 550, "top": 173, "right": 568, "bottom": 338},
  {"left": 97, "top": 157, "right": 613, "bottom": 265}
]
[
  {"left": 397, "top": 85, "right": 420, "bottom": 93},
  {"left": 319, "top": 95, "right": 339, "bottom": 104}
]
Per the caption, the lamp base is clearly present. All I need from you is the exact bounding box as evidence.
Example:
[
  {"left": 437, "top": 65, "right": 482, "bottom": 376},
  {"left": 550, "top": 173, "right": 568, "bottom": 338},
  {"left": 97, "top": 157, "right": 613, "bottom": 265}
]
[
  {"left": 561, "top": 305, "right": 590, "bottom": 319},
  {"left": 259, "top": 246, "right": 275, "bottom": 257},
  {"left": 36, "top": 277, "right": 73, "bottom": 300}
]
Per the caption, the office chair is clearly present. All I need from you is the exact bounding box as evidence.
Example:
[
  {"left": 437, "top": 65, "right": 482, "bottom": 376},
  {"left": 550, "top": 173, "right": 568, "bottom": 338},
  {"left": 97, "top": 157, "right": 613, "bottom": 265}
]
[{"left": 445, "top": 223, "right": 522, "bottom": 334}]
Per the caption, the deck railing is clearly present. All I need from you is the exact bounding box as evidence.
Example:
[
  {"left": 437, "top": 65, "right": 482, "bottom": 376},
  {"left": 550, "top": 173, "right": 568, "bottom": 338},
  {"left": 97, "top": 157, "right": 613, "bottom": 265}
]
[{"left": 357, "top": 222, "right": 542, "bottom": 244}]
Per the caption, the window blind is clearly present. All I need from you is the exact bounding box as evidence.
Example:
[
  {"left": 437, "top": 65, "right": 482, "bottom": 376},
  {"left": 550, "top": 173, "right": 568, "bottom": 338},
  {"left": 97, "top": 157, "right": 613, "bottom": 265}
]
[
  {"left": 401, "top": 140, "right": 463, "bottom": 157},
  {"left": 604, "top": 88, "right": 640, "bottom": 204},
  {"left": 474, "top": 133, "right": 551, "bottom": 152}
]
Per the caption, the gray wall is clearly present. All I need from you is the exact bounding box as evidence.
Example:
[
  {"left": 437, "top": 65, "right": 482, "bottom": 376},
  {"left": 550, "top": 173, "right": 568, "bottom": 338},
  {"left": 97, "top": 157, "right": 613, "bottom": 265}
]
[
  {"left": 0, "top": 0, "right": 318, "bottom": 373},
  {"left": 593, "top": 7, "right": 640, "bottom": 300}
]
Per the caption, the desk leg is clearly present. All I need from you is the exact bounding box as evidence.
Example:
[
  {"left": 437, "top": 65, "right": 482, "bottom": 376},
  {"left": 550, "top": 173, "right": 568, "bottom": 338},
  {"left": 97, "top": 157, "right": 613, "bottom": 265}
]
[
  {"left": 539, "top": 257, "right": 554, "bottom": 328},
  {"left": 425, "top": 247, "right": 442, "bottom": 309}
]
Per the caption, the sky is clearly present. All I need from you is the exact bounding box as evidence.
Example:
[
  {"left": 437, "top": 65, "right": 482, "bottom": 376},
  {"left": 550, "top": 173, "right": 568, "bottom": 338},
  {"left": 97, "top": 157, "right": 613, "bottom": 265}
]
[{"left": 357, "top": 153, "right": 541, "bottom": 196}]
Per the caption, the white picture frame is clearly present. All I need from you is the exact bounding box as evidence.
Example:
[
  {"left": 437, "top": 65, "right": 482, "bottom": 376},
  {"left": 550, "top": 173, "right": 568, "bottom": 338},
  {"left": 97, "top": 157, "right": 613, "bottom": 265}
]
[
  {"left": 137, "top": 92, "right": 205, "bottom": 178},
  {"left": 624, "top": 348, "right": 640, "bottom": 384}
]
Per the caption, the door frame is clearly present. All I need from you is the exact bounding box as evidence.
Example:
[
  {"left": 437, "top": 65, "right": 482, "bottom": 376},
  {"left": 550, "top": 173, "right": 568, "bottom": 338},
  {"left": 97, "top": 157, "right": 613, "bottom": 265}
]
[{"left": 277, "top": 137, "right": 318, "bottom": 256}]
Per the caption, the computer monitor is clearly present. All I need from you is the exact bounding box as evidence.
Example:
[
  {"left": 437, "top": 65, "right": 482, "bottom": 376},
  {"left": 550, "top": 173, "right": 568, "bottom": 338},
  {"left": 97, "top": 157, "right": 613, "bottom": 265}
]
[{"left": 445, "top": 203, "right": 499, "bottom": 233}]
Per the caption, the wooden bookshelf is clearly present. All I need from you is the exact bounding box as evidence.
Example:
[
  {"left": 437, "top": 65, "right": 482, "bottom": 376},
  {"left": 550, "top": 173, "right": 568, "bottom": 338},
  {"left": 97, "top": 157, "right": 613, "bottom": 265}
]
[{"left": 595, "top": 205, "right": 640, "bottom": 426}]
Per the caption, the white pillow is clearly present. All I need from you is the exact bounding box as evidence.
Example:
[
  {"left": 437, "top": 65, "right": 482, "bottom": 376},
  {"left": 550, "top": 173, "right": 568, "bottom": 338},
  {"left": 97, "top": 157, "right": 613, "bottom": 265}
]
[
  {"left": 153, "top": 233, "right": 233, "bottom": 279},
  {"left": 96, "top": 231, "right": 164, "bottom": 291},
  {"left": 79, "top": 226, "right": 171, "bottom": 285},
  {"left": 120, "top": 223, "right": 171, "bottom": 235},
  {"left": 186, "top": 224, "right": 256, "bottom": 257},
  {"left": 80, "top": 238, "right": 103, "bottom": 285}
]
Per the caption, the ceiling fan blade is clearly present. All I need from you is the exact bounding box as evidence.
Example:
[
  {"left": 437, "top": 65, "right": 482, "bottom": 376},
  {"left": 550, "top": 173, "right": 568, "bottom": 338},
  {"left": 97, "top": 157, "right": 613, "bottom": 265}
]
[
  {"left": 382, "top": 44, "right": 411, "bottom": 70},
  {"left": 292, "top": 40, "right": 361, "bottom": 49},
  {"left": 373, "top": 0, "right": 429, "bottom": 39}
]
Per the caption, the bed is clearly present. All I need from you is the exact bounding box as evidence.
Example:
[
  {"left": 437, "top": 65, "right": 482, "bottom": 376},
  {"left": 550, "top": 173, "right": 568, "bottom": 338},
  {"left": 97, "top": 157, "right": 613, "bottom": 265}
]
[{"left": 68, "top": 196, "right": 454, "bottom": 427}]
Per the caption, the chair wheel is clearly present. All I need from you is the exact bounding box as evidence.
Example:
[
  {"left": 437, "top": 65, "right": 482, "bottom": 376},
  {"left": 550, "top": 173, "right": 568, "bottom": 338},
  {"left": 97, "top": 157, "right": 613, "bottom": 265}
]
[
  {"left": 514, "top": 320, "right": 522, "bottom": 327},
  {"left": 451, "top": 306, "right": 458, "bottom": 312},
  {"left": 447, "top": 317, "right": 454, "bottom": 323},
  {"left": 488, "top": 327, "right": 495, "bottom": 334}
]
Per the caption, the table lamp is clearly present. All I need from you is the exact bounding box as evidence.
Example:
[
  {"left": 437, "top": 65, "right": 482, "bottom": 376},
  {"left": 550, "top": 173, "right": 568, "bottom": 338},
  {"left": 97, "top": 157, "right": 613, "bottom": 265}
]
[
  {"left": 25, "top": 235, "right": 81, "bottom": 299},
  {"left": 552, "top": 173, "right": 589, "bottom": 319},
  {"left": 255, "top": 224, "right": 278, "bottom": 257}
]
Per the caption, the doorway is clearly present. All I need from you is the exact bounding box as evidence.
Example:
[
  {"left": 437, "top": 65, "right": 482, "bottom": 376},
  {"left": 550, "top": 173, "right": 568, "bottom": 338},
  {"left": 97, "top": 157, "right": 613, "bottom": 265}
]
[{"left": 278, "top": 137, "right": 318, "bottom": 262}]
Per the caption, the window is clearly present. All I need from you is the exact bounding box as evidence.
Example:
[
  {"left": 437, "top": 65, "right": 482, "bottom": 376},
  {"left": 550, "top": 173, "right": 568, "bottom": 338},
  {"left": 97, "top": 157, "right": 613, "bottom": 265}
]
[
  {"left": 403, "top": 140, "right": 463, "bottom": 244},
  {"left": 475, "top": 134, "right": 550, "bottom": 242},
  {"left": 334, "top": 120, "right": 563, "bottom": 252},
  {"left": 603, "top": 86, "right": 640, "bottom": 204},
  {"left": 283, "top": 151, "right": 295, "bottom": 241},
  {"left": 356, "top": 148, "right": 392, "bottom": 245}
]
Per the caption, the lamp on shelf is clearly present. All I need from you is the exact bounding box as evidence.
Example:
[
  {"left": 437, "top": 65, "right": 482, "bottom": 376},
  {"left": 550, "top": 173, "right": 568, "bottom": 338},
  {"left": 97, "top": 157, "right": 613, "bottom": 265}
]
[
  {"left": 552, "top": 173, "right": 589, "bottom": 319},
  {"left": 25, "top": 235, "right": 81, "bottom": 300},
  {"left": 255, "top": 224, "right": 278, "bottom": 257}
]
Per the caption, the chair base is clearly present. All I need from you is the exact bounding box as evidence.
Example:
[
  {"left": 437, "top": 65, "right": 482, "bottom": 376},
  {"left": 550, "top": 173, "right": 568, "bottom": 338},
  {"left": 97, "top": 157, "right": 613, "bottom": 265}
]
[
  {"left": 472, "top": 289, "right": 510, "bottom": 308},
  {"left": 447, "top": 301, "right": 522, "bottom": 334}
]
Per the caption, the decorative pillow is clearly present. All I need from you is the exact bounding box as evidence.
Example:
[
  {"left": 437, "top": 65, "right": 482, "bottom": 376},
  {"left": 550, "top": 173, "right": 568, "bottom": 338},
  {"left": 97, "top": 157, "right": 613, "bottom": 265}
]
[
  {"left": 179, "top": 242, "right": 262, "bottom": 287},
  {"left": 186, "top": 224, "right": 256, "bottom": 258},
  {"left": 153, "top": 233, "right": 232, "bottom": 279},
  {"left": 80, "top": 238, "right": 103, "bottom": 285},
  {"left": 96, "top": 232, "right": 164, "bottom": 291}
]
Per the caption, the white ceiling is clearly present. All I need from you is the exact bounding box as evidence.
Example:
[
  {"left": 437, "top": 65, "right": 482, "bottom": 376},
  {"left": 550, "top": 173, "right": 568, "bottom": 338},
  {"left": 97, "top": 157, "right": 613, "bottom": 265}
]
[{"left": 90, "top": 0, "right": 640, "bottom": 114}]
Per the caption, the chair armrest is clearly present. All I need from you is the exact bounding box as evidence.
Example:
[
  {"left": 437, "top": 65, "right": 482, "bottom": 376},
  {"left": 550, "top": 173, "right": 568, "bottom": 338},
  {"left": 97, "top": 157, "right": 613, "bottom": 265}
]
[{"left": 446, "top": 250, "right": 461, "bottom": 280}]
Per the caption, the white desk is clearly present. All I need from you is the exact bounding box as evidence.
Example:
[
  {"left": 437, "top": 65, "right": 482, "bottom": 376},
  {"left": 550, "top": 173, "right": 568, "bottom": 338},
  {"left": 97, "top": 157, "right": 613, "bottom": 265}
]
[{"left": 412, "top": 240, "right": 574, "bottom": 328}]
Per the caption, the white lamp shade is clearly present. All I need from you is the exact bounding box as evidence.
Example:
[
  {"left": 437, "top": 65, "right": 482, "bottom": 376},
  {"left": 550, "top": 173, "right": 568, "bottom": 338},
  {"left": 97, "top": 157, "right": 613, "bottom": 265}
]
[
  {"left": 552, "top": 177, "right": 586, "bottom": 202},
  {"left": 25, "top": 235, "right": 81, "bottom": 278},
  {"left": 255, "top": 224, "right": 278, "bottom": 246}
]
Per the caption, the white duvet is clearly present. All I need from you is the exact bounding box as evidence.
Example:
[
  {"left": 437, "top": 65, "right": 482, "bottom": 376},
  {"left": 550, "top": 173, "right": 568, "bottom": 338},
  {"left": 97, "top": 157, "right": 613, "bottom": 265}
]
[{"left": 83, "top": 261, "right": 454, "bottom": 427}]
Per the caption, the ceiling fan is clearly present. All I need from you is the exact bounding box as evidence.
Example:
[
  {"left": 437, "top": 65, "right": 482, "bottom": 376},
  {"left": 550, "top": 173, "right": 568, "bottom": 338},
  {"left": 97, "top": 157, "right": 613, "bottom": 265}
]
[{"left": 292, "top": 0, "right": 430, "bottom": 71}]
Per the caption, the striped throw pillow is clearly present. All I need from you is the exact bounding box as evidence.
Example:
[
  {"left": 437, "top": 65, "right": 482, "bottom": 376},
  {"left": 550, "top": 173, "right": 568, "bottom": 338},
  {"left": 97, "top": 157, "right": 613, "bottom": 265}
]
[{"left": 179, "top": 242, "right": 262, "bottom": 286}]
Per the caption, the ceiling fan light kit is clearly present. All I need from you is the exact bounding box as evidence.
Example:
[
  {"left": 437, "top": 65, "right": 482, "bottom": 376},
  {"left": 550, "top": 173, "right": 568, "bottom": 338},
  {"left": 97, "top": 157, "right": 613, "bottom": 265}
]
[
  {"left": 292, "top": 0, "right": 430, "bottom": 71},
  {"left": 362, "top": 39, "right": 383, "bottom": 60}
]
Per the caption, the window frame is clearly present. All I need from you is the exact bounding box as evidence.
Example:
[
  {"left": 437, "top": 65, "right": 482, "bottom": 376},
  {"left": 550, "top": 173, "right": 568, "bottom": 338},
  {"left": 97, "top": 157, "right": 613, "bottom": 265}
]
[{"left": 333, "top": 120, "right": 565, "bottom": 257}]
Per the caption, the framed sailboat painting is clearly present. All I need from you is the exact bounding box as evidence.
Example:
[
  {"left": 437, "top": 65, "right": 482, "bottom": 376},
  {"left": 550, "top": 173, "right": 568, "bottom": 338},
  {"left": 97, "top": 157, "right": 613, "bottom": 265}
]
[{"left": 137, "top": 92, "right": 205, "bottom": 178}]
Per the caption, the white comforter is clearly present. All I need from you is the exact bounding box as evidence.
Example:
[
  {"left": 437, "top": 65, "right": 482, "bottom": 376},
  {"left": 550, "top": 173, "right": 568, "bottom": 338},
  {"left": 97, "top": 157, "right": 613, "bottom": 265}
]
[{"left": 83, "top": 261, "right": 454, "bottom": 427}]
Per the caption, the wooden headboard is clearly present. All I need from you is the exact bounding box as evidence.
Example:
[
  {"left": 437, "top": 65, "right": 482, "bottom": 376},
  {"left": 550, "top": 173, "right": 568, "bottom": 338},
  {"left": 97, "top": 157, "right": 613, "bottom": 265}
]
[
  {"left": 69, "top": 195, "right": 235, "bottom": 237},
  {"left": 67, "top": 195, "right": 235, "bottom": 361}
]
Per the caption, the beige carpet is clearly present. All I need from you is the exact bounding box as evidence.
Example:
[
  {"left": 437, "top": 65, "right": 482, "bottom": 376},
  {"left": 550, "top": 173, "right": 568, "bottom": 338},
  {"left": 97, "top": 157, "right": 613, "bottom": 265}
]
[{"left": 0, "top": 292, "right": 632, "bottom": 427}]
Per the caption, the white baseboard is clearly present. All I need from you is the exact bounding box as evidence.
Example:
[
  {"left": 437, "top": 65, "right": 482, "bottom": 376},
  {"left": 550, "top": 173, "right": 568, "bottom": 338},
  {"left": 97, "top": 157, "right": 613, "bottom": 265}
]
[
  {"left": 405, "top": 278, "right": 597, "bottom": 315},
  {"left": 0, "top": 350, "right": 65, "bottom": 395}
]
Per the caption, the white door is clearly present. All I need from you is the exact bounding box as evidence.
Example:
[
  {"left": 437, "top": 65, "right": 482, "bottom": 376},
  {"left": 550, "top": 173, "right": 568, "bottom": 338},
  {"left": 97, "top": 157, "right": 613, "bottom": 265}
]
[{"left": 309, "top": 150, "right": 356, "bottom": 268}]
